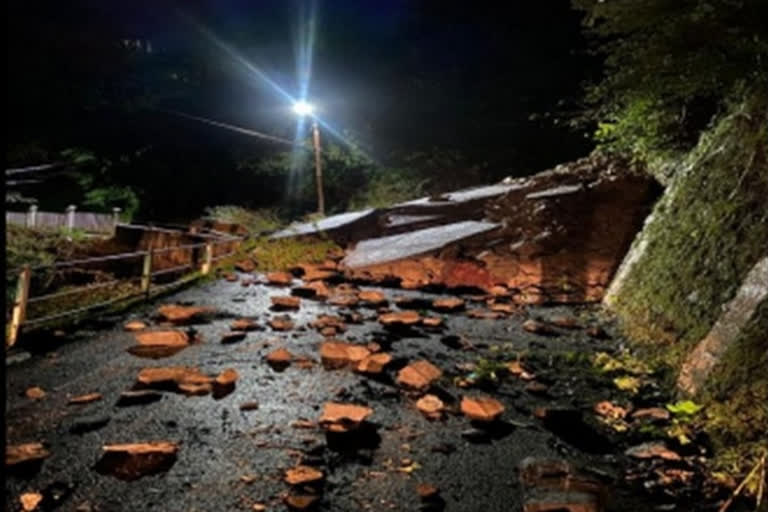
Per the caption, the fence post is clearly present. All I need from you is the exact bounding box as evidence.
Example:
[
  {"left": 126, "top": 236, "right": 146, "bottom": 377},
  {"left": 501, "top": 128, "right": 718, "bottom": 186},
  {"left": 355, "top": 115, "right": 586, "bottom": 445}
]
[
  {"left": 27, "top": 204, "right": 38, "bottom": 228},
  {"left": 7, "top": 265, "right": 31, "bottom": 347},
  {"left": 66, "top": 205, "right": 77, "bottom": 232},
  {"left": 112, "top": 207, "right": 122, "bottom": 234},
  {"left": 141, "top": 249, "right": 153, "bottom": 298},
  {"left": 201, "top": 242, "right": 213, "bottom": 275}
]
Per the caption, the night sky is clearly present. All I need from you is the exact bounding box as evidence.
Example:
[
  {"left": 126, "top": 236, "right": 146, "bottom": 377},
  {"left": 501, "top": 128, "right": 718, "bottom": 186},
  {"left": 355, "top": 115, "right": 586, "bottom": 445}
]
[{"left": 7, "top": 0, "right": 598, "bottom": 219}]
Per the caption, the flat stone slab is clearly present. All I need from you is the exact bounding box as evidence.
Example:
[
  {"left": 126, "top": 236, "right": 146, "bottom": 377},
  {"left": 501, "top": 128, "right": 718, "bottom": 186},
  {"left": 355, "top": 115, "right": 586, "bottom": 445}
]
[
  {"left": 395, "top": 183, "right": 522, "bottom": 207},
  {"left": 271, "top": 209, "right": 375, "bottom": 239},
  {"left": 343, "top": 221, "right": 499, "bottom": 268}
]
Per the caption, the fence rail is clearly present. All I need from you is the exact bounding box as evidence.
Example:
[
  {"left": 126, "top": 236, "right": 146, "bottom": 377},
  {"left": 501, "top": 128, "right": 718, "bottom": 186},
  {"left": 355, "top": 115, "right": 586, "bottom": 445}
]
[
  {"left": 6, "top": 235, "right": 245, "bottom": 347},
  {"left": 6, "top": 204, "right": 121, "bottom": 234}
]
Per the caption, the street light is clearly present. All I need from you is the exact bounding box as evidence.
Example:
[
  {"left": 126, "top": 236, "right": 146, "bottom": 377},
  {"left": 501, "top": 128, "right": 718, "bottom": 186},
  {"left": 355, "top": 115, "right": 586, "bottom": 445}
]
[{"left": 293, "top": 101, "right": 325, "bottom": 216}]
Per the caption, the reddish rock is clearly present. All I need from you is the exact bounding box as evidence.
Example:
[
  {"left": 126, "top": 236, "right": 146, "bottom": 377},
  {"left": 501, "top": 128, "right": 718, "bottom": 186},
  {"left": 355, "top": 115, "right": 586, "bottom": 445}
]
[
  {"left": 295, "top": 262, "right": 337, "bottom": 282},
  {"left": 19, "top": 492, "right": 43, "bottom": 511},
  {"left": 522, "top": 319, "right": 559, "bottom": 336},
  {"left": 356, "top": 353, "right": 392, "bottom": 374},
  {"left": 320, "top": 342, "right": 370, "bottom": 369},
  {"left": 284, "top": 465, "right": 324, "bottom": 485},
  {"left": 25, "top": 387, "right": 45, "bottom": 400},
  {"left": 397, "top": 360, "right": 442, "bottom": 390},
  {"left": 416, "top": 394, "right": 445, "bottom": 420},
  {"left": 68, "top": 393, "right": 102, "bottom": 405},
  {"left": 519, "top": 457, "right": 605, "bottom": 512},
  {"left": 328, "top": 294, "right": 359, "bottom": 307},
  {"left": 366, "top": 342, "right": 382, "bottom": 353},
  {"left": 271, "top": 296, "right": 301, "bottom": 310},
  {"left": 6, "top": 443, "right": 50, "bottom": 467},
  {"left": 506, "top": 361, "right": 535, "bottom": 380},
  {"left": 490, "top": 285, "right": 510, "bottom": 297},
  {"left": 136, "top": 367, "right": 213, "bottom": 393},
  {"left": 358, "top": 290, "right": 388, "bottom": 306},
  {"left": 311, "top": 315, "right": 346, "bottom": 333},
  {"left": 124, "top": 320, "right": 147, "bottom": 332},
  {"left": 379, "top": 310, "right": 422, "bottom": 327},
  {"left": 212, "top": 368, "right": 238, "bottom": 398},
  {"left": 631, "top": 408, "right": 670, "bottom": 421},
  {"left": 268, "top": 316, "right": 294, "bottom": 331},
  {"left": 625, "top": 442, "right": 681, "bottom": 461},
  {"left": 416, "top": 483, "right": 440, "bottom": 499},
  {"left": 283, "top": 494, "right": 319, "bottom": 510},
  {"left": 489, "top": 302, "right": 517, "bottom": 314},
  {"left": 593, "top": 401, "right": 628, "bottom": 420},
  {"left": 156, "top": 305, "right": 213, "bottom": 324},
  {"left": 318, "top": 402, "right": 373, "bottom": 432},
  {"left": 306, "top": 280, "right": 331, "bottom": 298},
  {"left": 266, "top": 272, "right": 293, "bottom": 286},
  {"left": 224, "top": 272, "right": 239, "bottom": 282},
  {"left": 231, "top": 319, "right": 260, "bottom": 331},
  {"left": 95, "top": 442, "right": 178, "bottom": 481},
  {"left": 460, "top": 396, "right": 505, "bottom": 422},
  {"left": 135, "top": 330, "right": 190, "bottom": 347},
  {"left": 432, "top": 297, "right": 465, "bottom": 312},
  {"left": 466, "top": 309, "right": 503, "bottom": 320},
  {"left": 526, "top": 382, "right": 550, "bottom": 395},
  {"left": 235, "top": 259, "right": 256, "bottom": 272},
  {"left": 549, "top": 315, "right": 581, "bottom": 329},
  {"left": 266, "top": 348, "right": 293, "bottom": 370},
  {"left": 421, "top": 316, "right": 444, "bottom": 328}
]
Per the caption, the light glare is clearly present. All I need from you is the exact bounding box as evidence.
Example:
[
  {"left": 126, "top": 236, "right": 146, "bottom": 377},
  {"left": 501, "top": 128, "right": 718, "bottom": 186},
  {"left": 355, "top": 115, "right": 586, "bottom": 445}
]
[{"left": 293, "top": 101, "right": 314, "bottom": 116}]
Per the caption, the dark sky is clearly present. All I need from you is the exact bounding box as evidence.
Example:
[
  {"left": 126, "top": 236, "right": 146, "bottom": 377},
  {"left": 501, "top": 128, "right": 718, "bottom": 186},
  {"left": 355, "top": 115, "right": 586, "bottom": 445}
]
[{"left": 7, "top": 0, "right": 598, "bottom": 218}]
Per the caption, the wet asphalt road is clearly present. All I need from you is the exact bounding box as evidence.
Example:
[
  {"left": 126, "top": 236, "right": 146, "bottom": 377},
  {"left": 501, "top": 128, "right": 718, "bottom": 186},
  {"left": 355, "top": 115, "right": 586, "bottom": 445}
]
[{"left": 5, "top": 273, "right": 675, "bottom": 512}]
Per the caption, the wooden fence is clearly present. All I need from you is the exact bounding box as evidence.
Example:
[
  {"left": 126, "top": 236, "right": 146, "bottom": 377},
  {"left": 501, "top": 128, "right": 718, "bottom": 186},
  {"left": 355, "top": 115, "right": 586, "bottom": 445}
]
[
  {"left": 6, "top": 205, "right": 121, "bottom": 234},
  {"left": 6, "top": 235, "right": 244, "bottom": 347}
]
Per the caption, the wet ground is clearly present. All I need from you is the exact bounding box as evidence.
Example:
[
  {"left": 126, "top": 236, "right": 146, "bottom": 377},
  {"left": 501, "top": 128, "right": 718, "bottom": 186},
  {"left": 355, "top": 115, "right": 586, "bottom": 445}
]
[{"left": 5, "top": 272, "right": 731, "bottom": 512}]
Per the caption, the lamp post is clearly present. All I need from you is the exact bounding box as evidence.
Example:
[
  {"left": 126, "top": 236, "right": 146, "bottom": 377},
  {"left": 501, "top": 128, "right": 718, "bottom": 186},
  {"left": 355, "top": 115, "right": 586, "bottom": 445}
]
[{"left": 293, "top": 101, "right": 325, "bottom": 216}]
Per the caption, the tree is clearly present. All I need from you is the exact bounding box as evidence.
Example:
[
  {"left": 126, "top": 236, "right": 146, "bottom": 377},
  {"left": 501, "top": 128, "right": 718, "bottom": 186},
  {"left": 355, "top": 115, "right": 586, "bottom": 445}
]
[{"left": 572, "top": 0, "right": 768, "bottom": 172}]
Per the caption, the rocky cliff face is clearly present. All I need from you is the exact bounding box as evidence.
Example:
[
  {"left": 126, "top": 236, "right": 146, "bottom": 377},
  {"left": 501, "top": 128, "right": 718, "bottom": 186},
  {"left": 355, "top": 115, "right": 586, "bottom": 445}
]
[{"left": 341, "top": 155, "right": 659, "bottom": 304}]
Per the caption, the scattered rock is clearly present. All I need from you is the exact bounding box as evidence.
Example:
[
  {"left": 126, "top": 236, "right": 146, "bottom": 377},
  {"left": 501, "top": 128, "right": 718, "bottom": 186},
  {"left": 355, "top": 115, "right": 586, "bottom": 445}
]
[
  {"left": 231, "top": 319, "right": 261, "bottom": 331},
  {"left": 156, "top": 305, "right": 213, "bottom": 324},
  {"left": 95, "top": 442, "right": 179, "bottom": 481},
  {"left": 297, "top": 263, "right": 337, "bottom": 282},
  {"left": 239, "top": 401, "right": 260, "bottom": 411},
  {"left": 271, "top": 296, "right": 301, "bottom": 310},
  {"left": 466, "top": 309, "right": 503, "bottom": 320},
  {"left": 506, "top": 361, "right": 535, "bottom": 380},
  {"left": 416, "top": 483, "right": 440, "bottom": 499},
  {"left": 304, "top": 281, "right": 331, "bottom": 298},
  {"left": 291, "top": 419, "right": 316, "bottom": 429},
  {"left": 525, "top": 382, "right": 550, "bottom": 395},
  {"left": 631, "top": 408, "right": 670, "bottom": 421},
  {"left": 460, "top": 396, "right": 505, "bottom": 422},
  {"left": 397, "top": 360, "right": 443, "bottom": 390},
  {"left": 283, "top": 494, "right": 319, "bottom": 510},
  {"left": 116, "top": 390, "right": 163, "bottom": 407},
  {"left": 225, "top": 272, "right": 239, "bottom": 282},
  {"left": 266, "top": 272, "right": 293, "bottom": 286},
  {"left": 489, "top": 302, "right": 517, "bottom": 314},
  {"left": 358, "top": 290, "right": 387, "bottom": 306},
  {"left": 266, "top": 348, "right": 293, "bottom": 371},
  {"left": 379, "top": 310, "right": 422, "bottom": 328},
  {"left": 416, "top": 394, "right": 445, "bottom": 420},
  {"left": 235, "top": 259, "right": 256, "bottom": 272},
  {"left": 20, "top": 492, "right": 43, "bottom": 511},
  {"left": 6, "top": 443, "right": 50, "bottom": 467},
  {"left": 548, "top": 315, "right": 581, "bottom": 329},
  {"left": 625, "top": 442, "right": 681, "bottom": 461},
  {"left": 366, "top": 342, "right": 382, "bottom": 353},
  {"left": 432, "top": 297, "right": 465, "bottom": 312},
  {"left": 421, "top": 316, "right": 444, "bottom": 328},
  {"left": 221, "top": 331, "right": 247, "bottom": 344},
  {"left": 212, "top": 368, "right": 238, "bottom": 399},
  {"left": 25, "top": 387, "right": 46, "bottom": 400},
  {"left": 123, "top": 320, "right": 147, "bottom": 332},
  {"left": 318, "top": 402, "right": 373, "bottom": 432},
  {"left": 135, "top": 330, "right": 191, "bottom": 347},
  {"left": 320, "top": 342, "right": 370, "bottom": 369},
  {"left": 356, "top": 353, "right": 392, "bottom": 374},
  {"left": 328, "top": 294, "right": 359, "bottom": 307},
  {"left": 284, "top": 465, "right": 324, "bottom": 485},
  {"left": 68, "top": 393, "right": 102, "bottom": 405},
  {"left": 268, "top": 315, "right": 294, "bottom": 331},
  {"left": 136, "top": 366, "right": 213, "bottom": 394},
  {"left": 311, "top": 315, "right": 346, "bottom": 334},
  {"left": 593, "top": 401, "right": 628, "bottom": 420},
  {"left": 522, "top": 319, "right": 559, "bottom": 336}
]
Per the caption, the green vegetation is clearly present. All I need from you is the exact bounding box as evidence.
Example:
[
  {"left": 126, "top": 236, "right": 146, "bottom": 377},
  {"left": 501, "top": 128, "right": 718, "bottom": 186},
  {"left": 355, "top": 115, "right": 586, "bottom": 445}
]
[
  {"left": 204, "top": 205, "right": 283, "bottom": 235},
  {"left": 248, "top": 236, "right": 340, "bottom": 272},
  {"left": 572, "top": 0, "right": 768, "bottom": 180}
]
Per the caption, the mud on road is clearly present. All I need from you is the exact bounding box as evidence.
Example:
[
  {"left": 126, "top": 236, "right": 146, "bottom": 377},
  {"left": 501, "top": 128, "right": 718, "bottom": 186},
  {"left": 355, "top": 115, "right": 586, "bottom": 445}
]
[{"left": 5, "top": 272, "right": 717, "bottom": 512}]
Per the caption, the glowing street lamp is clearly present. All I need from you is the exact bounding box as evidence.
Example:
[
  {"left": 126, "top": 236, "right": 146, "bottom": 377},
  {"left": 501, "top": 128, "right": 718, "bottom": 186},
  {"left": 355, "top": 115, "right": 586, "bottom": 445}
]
[{"left": 293, "top": 101, "right": 324, "bottom": 216}]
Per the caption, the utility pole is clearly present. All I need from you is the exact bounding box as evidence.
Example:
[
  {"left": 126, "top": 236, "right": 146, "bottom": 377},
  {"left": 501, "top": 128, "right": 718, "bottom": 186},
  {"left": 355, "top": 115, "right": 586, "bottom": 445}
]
[{"left": 312, "top": 120, "right": 325, "bottom": 216}]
